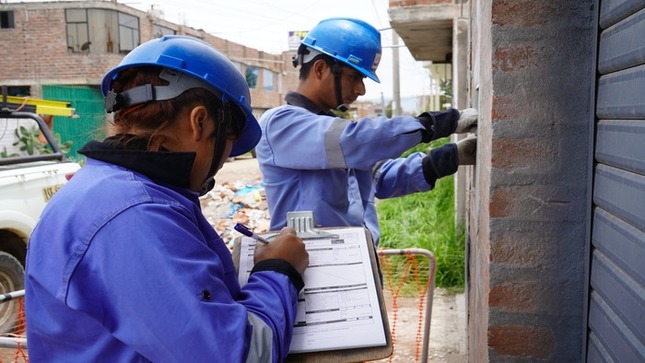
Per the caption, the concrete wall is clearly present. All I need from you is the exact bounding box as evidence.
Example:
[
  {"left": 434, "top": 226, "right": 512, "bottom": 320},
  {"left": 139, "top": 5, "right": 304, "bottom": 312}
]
[{"left": 468, "top": 1, "right": 596, "bottom": 361}]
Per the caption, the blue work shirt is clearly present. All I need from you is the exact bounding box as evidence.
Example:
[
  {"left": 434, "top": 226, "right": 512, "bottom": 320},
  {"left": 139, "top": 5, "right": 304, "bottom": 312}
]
[
  {"left": 257, "top": 92, "right": 458, "bottom": 246},
  {"left": 25, "top": 137, "right": 302, "bottom": 362}
]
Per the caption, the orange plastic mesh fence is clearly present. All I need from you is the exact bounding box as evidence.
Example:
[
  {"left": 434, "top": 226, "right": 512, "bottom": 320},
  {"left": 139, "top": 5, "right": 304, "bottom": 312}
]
[
  {"left": 0, "top": 292, "right": 28, "bottom": 363},
  {"left": 378, "top": 248, "right": 436, "bottom": 363}
]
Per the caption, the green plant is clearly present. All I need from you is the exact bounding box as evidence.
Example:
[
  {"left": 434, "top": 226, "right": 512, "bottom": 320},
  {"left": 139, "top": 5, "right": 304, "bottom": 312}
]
[
  {"left": 1, "top": 147, "right": 19, "bottom": 158},
  {"left": 377, "top": 137, "right": 465, "bottom": 289},
  {"left": 13, "top": 125, "right": 40, "bottom": 155},
  {"left": 12, "top": 125, "right": 73, "bottom": 155}
]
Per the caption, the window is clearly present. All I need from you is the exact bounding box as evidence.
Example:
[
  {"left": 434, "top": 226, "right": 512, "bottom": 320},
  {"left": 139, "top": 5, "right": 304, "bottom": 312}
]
[
  {"left": 0, "top": 11, "right": 15, "bottom": 29},
  {"left": 66, "top": 9, "right": 89, "bottom": 53},
  {"left": 6, "top": 86, "right": 30, "bottom": 97},
  {"left": 245, "top": 66, "right": 259, "bottom": 89},
  {"left": 263, "top": 69, "right": 274, "bottom": 91},
  {"left": 153, "top": 24, "right": 175, "bottom": 38},
  {"left": 65, "top": 9, "right": 139, "bottom": 54},
  {"left": 118, "top": 12, "right": 139, "bottom": 53}
]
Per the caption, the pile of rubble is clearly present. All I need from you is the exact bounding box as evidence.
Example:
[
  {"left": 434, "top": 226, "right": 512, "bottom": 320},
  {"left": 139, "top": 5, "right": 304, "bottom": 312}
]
[{"left": 200, "top": 177, "right": 270, "bottom": 249}]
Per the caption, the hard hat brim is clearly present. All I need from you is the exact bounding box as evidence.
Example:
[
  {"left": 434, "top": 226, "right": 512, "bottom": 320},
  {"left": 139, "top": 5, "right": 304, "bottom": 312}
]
[{"left": 230, "top": 115, "right": 261, "bottom": 157}]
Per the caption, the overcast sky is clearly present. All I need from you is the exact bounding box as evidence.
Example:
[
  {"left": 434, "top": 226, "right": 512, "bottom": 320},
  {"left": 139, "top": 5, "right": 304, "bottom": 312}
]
[{"left": 9, "top": 0, "right": 434, "bottom": 100}]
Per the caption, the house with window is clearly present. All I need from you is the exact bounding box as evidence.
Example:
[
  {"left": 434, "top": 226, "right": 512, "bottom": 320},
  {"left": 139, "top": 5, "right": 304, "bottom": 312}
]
[{"left": 0, "top": 1, "right": 295, "bottom": 159}]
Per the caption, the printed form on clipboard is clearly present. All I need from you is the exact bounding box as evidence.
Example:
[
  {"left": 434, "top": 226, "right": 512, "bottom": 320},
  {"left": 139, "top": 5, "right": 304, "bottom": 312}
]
[{"left": 237, "top": 227, "right": 388, "bottom": 354}]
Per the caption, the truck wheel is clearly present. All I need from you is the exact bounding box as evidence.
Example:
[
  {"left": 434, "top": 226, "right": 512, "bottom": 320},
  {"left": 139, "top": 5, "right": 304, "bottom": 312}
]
[
  {"left": 0, "top": 231, "right": 27, "bottom": 266},
  {"left": 0, "top": 252, "right": 24, "bottom": 334}
]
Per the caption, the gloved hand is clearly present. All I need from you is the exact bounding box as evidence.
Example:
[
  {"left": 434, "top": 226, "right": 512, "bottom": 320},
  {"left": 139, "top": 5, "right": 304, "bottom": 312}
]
[
  {"left": 456, "top": 108, "right": 478, "bottom": 133},
  {"left": 416, "top": 108, "right": 460, "bottom": 142},
  {"left": 457, "top": 134, "right": 477, "bottom": 165}
]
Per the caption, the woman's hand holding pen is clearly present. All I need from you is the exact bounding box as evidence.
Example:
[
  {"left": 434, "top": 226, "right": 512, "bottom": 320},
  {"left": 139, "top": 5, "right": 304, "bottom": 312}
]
[{"left": 254, "top": 227, "right": 309, "bottom": 275}]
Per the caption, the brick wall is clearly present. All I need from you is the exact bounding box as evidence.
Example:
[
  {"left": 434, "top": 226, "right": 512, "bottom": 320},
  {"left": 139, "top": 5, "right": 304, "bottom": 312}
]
[
  {"left": 468, "top": 0, "right": 595, "bottom": 361},
  {"left": 0, "top": 5, "right": 121, "bottom": 95},
  {"left": 0, "top": 2, "right": 292, "bottom": 113}
]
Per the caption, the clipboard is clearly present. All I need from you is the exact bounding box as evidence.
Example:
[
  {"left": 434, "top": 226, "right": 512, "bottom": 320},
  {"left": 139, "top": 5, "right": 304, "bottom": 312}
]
[{"left": 233, "top": 226, "right": 393, "bottom": 362}]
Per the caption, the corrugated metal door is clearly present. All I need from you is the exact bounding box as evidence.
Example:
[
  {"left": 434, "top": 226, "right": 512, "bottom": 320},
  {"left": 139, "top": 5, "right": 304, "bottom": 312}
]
[
  {"left": 42, "top": 85, "right": 105, "bottom": 161},
  {"left": 589, "top": 0, "right": 645, "bottom": 361}
]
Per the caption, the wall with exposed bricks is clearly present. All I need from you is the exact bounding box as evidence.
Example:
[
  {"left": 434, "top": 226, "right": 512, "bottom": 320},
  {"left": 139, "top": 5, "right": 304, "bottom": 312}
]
[{"left": 467, "top": 0, "right": 596, "bottom": 361}]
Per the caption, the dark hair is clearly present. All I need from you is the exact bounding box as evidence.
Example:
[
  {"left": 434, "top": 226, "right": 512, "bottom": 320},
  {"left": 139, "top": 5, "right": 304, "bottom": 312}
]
[
  {"left": 109, "top": 66, "right": 222, "bottom": 151},
  {"left": 299, "top": 54, "right": 337, "bottom": 80}
]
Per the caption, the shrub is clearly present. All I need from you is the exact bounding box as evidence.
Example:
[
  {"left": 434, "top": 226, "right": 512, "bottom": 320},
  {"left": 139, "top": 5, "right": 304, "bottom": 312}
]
[{"left": 377, "top": 138, "right": 465, "bottom": 288}]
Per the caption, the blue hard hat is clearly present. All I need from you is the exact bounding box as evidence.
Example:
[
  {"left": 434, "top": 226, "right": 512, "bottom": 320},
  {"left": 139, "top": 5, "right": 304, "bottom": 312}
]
[
  {"left": 101, "top": 35, "right": 260, "bottom": 157},
  {"left": 301, "top": 17, "right": 382, "bottom": 83}
]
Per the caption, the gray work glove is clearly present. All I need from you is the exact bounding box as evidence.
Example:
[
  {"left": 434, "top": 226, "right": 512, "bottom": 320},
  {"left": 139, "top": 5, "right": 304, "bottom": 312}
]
[
  {"left": 456, "top": 108, "right": 478, "bottom": 133},
  {"left": 457, "top": 134, "right": 477, "bottom": 165}
]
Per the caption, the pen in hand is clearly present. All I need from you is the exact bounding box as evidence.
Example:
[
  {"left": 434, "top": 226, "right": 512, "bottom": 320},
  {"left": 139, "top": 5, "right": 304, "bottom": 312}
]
[{"left": 234, "top": 223, "right": 271, "bottom": 245}]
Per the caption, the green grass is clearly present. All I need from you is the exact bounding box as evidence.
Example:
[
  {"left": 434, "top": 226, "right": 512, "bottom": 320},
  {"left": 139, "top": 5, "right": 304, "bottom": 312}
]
[{"left": 376, "top": 138, "right": 465, "bottom": 289}]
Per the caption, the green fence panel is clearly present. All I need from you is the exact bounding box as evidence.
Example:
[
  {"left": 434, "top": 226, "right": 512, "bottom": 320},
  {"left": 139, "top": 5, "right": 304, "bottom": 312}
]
[{"left": 42, "top": 85, "right": 105, "bottom": 161}]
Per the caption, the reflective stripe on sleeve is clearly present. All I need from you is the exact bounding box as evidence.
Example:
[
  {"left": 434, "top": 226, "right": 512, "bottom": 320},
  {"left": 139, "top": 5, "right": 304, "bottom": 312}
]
[
  {"left": 245, "top": 312, "right": 274, "bottom": 363},
  {"left": 324, "top": 117, "right": 350, "bottom": 168}
]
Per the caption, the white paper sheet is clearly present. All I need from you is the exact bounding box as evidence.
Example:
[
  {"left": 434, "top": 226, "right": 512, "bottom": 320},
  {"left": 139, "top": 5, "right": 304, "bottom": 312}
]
[{"left": 237, "top": 227, "right": 387, "bottom": 353}]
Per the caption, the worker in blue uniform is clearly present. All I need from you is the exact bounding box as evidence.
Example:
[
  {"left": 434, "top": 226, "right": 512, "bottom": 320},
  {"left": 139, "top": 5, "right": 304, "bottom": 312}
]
[
  {"left": 256, "top": 17, "right": 478, "bottom": 247},
  {"left": 25, "top": 35, "right": 309, "bottom": 362}
]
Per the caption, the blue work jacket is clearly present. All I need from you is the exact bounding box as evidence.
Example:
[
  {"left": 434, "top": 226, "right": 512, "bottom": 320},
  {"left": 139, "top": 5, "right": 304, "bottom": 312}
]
[
  {"left": 257, "top": 92, "right": 458, "bottom": 246},
  {"left": 25, "top": 138, "right": 301, "bottom": 362}
]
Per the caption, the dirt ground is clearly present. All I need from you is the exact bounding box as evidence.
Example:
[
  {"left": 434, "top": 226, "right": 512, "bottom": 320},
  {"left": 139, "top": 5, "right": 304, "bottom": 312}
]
[{"left": 377, "top": 289, "right": 466, "bottom": 362}]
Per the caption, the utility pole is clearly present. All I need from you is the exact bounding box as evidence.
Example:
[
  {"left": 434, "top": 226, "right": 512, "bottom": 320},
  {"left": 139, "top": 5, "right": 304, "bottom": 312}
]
[{"left": 392, "top": 31, "right": 401, "bottom": 116}]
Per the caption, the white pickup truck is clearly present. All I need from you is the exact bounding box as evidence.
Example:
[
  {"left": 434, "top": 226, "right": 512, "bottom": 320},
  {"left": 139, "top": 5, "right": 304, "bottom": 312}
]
[{"left": 0, "top": 95, "right": 81, "bottom": 332}]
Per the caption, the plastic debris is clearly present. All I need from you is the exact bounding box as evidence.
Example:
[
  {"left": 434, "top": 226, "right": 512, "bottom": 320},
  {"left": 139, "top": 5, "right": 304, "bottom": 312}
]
[{"left": 200, "top": 178, "right": 270, "bottom": 250}]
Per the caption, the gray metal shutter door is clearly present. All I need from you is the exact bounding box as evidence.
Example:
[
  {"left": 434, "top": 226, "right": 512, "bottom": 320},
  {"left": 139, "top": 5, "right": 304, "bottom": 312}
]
[{"left": 589, "top": 0, "right": 645, "bottom": 361}]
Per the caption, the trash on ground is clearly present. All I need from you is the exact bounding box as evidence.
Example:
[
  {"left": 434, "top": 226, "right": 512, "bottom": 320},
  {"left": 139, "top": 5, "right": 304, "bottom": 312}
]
[{"left": 200, "top": 177, "right": 269, "bottom": 250}]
